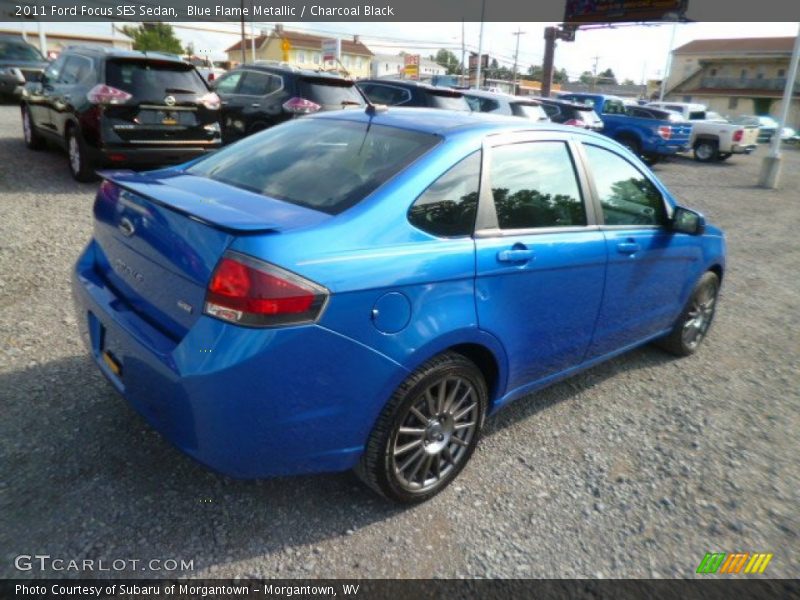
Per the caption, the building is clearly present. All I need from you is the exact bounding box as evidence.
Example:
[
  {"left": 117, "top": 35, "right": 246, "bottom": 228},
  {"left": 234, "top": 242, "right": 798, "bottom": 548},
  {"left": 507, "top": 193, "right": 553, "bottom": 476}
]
[
  {"left": 370, "top": 53, "right": 446, "bottom": 81},
  {"left": 0, "top": 28, "right": 132, "bottom": 59},
  {"left": 225, "top": 25, "right": 373, "bottom": 78},
  {"left": 557, "top": 82, "right": 644, "bottom": 98},
  {"left": 664, "top": 37, "right": 799, "bottom": 125}
]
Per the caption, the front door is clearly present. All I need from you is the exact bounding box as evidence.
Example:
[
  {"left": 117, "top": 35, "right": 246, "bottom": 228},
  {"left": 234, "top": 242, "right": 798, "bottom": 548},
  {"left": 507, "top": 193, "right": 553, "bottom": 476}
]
[{"left": 474, "top": 135, "right": 608, "bottom": 392}]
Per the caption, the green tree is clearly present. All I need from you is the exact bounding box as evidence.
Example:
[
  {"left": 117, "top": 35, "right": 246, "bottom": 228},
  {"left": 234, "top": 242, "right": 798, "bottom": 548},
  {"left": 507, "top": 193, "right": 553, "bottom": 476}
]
[
  {"left": 527, "top": 64, "right": 543, "bottom": 80},
  {"left": 434, "top": 49, "right": 461, "bottom": 75},
  {"left": 622, "top": 78, "right": 636, "bottom": 86},
  {"left": 553, "top": 68, "right": 569, "bottom": 84},
  {"left": 121, "top": 23, "right": 184, "bottom": 55},
  {"left": 599, "top": 68, "right": 618, "bottom": 85},
  {"left": 579, "top": 71, "right": 594, "bottom": 84}
]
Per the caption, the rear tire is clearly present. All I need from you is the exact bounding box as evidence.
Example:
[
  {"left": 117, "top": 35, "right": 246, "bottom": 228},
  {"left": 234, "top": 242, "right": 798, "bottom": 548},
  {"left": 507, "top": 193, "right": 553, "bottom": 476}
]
[
  {"left": 616, "top": 135, "right": 641, "bottom": 158},
  {"left": 693, "top": 140, "right": 720, "bottom": 162},
  {"left": 656, "top": 271, "right": 720, "bottom": 357},
  {"left": 718, "top": 153, "right": 732, "bottom": 161},
  {"left": 66, "top": 126, "right": 97, "bottom": 182},
  {"left": 355, "top": 352, "right": 487, "bottom": 504},
  {"left": 21, "top": 105, "right": 44, "bottom": 150}
]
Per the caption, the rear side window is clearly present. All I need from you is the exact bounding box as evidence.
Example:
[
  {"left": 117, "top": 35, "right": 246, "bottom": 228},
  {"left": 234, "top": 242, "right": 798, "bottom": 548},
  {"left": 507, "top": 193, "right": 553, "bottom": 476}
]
[
  {"left": 429, "top": 92, "right": 470, "bottom": 111},
  {"left": 583, "top": 144, "right": 667, "bottom": 226},
  {"left": 187, "top": 118, "right": 439, "bottom": 215},
  {"left": 465, "top": 96, "right": 499, "bottom": 113},
  {"left": 541, "top": 104, "right": 561, "bottom": 118},
  {"left": 106, "top": 60, "right": 208, "bottom": 100},
  {"left": 511, "top": 103, "right": 547, "bottom": 120},
  {"left": 490, "top": 142, "right": 586, "bottom": 230},
  {"left": 408, "top": 152, "right": 480, "bottom": 237},
  {"left": 298, "top": 78, "right": 364, "bottom": 107},
  {"left": 59, "top": 56, "right": 93, "bottom": 85},
  {"left": 237, "top": 70, "right": 280, "bottom": 95},
  {"left": 359, "top": 83, "right": 411, "bottom": 105},
  {"left": 213, "top": 70, "right": 242, "bottom": 94}
]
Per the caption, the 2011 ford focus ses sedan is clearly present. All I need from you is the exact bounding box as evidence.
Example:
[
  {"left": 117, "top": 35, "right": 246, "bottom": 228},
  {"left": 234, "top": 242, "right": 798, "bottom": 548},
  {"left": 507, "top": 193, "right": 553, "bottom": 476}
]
[{"left": 73, "top": 107, "right": 726, "bottom": 503}]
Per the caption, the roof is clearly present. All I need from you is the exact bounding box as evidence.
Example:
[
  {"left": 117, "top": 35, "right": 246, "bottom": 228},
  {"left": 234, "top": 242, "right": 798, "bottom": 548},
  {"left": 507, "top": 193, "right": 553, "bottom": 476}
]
[
  {"left": 0, "top": 28, "right": 131, "bottom": 43},
  {"left": 359, "top": 79, "right": 462, "bottom": 93},
  {"left": 235, "top": 63, "right": 354, "bottom": 81},
  {"left": 309, "top": 106, "right": 586, "bottom": 139},
  {"left": 60, "top": 46, "right": 185, "bottom": 62},
  {"left": 226, "top": 30, "right": 373, "bottom": 56},
  {"left": 673, "top": 37, "right": 796, "bottom": 55}
]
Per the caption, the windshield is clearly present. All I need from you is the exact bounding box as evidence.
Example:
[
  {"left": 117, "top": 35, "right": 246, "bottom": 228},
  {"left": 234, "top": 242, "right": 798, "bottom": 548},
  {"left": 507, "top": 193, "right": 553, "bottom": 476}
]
[
  {"left": 511, "top": 102, "right": 548, "bottom": 121},
  {"left": 0, "top": 40, "right": 44, "bottom": 62},
  {"left": 187, "top": 118, "right": 440, "bottom": 214},
  {"left": 106, "top": 60, "right": 208, "bottom": 100}
]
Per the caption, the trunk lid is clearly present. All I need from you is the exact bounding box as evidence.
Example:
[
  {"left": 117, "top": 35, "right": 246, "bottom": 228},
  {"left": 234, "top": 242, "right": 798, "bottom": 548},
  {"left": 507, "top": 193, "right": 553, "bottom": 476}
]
[{"left": 92, "top": 169, "right": 330, "bottom": 338}]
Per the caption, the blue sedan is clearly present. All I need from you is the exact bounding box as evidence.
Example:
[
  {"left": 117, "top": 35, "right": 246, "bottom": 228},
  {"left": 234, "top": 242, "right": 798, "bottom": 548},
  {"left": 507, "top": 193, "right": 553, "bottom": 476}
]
[{"left": 72, "top": 107, "right": 725, "bottom": 503}]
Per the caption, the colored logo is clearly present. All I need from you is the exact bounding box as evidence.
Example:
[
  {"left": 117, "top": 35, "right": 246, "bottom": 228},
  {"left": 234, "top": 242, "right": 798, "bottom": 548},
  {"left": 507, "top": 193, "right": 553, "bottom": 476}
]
[{"left": 696, "top": 552, "right": 773, "bottom": 574}]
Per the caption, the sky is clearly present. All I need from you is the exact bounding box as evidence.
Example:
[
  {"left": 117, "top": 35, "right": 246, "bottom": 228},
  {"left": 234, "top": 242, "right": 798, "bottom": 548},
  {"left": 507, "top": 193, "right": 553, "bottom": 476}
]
[{"left": 4, "top": 21, "right": 798, "bottom": 83}]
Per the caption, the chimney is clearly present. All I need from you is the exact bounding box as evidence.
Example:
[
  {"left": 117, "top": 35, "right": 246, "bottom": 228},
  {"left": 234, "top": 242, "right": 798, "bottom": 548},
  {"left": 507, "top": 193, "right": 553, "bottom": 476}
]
[
  {"left": 274, "top": 24, "right": 284, "bottom": 35},
  {"left": 353, "top": 35, "right": 360, "bottom": 44}
]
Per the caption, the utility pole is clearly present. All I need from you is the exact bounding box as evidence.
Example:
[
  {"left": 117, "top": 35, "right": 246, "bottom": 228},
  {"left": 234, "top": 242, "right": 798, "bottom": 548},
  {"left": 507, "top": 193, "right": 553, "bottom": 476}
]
[
  {"left": 239, "top": 0, "right": 246, "bottom": 65},
  {"left": 759, "top": 22, "right": 800, "bottom": 189},
  {"left": 542, "top": 27, "right": 556, "bottom": 97},
  {"left": 461, "top": 20, "right": 466, "bottom": 86},
  {"left": 474, "top": 0, "right": 486, "bottom": 89},
  {"left": 658, "top": 21, "right": 678, "bottom": 101},
  {"left": 512, "top": 28, "right": 525, "bottom": 94},
  {"left": 591, "top": 55, "right": 600, "bottom": 90}
]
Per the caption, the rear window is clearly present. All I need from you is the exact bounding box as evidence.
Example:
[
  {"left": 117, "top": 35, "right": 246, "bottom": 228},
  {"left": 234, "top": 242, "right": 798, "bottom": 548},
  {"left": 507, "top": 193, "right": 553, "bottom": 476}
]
[
  {"left": 106, "top": 60, "right": 208, "bottom": 100},
  {"left": 429, "top": 92, "right": 470, "bottom": 111},
  {"left": 298, "top": 78, "right": 364, "bottom": 107},
  {"left": 0, "top": 40, "right": 43, "bottom": 62},
  {"left": 187, "top": 118, "right": 439, "bottom": 215},
  {"left": 511, "top": 103, "right": 548, "bottom": 121},
  {"left": 689, "top": 111, "right": 706, "bottom": 120}
]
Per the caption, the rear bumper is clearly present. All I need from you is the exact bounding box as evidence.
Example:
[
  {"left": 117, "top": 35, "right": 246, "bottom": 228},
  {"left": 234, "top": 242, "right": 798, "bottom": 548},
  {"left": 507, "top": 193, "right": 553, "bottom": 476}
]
[
  {"left": 731, "top": 143, "right": 757, "bottom": 154},
  {"left": 72, "top": 240, "right": 407, "bottom": 478},
  {"left": 91, "top": 143, "right": 220, "bottom": 167}
]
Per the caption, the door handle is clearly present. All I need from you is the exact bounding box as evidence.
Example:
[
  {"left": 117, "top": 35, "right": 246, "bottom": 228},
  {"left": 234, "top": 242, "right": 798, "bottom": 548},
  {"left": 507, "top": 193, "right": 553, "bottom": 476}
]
[
  {"left": 617, "top": 240, "right": 640, "bottom": 255},
  {"left": 250, "top": 102, "right": 260, "bottom": 108},
  {"left": 497, "top": 248, "right": 534, "bottom": 263}
]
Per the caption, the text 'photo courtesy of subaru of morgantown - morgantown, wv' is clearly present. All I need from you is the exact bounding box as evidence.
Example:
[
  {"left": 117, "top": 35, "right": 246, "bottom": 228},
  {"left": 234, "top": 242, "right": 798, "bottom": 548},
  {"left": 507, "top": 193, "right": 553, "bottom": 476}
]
[{"left": 71, "top": 104, "right": 725, "bottom": 503}]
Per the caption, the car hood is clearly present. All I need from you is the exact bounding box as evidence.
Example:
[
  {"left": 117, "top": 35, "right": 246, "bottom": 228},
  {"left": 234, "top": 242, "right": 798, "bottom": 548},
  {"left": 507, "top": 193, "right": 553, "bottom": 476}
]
[{"left": 0, "top": 59, "right": 47, "bottom": 69}]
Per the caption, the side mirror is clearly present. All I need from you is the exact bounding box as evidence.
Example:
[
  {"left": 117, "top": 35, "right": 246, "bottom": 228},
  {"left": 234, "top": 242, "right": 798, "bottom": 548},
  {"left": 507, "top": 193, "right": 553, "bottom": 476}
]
[{"left": 671, "top": 206, "right": 705, "bottom": 235}]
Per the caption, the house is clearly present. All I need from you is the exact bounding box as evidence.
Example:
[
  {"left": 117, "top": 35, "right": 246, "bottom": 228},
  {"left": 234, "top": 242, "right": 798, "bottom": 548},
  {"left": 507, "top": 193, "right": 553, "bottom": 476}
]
[
  {"left": 370, "top": 53, "right": 446, "bottom": 81},
  {"left": 0, "top": 27, "right": 132, "bottom": 59},
  {"left": 225, "top": 25, "right": 373, "bottom": 78},
  {"left": 664, "top": 37, "right": 799, "bottom": 125}
]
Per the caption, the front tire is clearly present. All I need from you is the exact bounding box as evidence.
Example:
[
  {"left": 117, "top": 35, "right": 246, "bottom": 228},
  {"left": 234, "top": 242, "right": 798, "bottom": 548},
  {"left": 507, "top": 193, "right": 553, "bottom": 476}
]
[
  {"left": 355, "top": 352, "right": 488, "bottom": 504},
  {"left": 21, "top": 105, "right": 44, "bottom": 150},
  {"left": 656, "top": 271, "right": 720, "bottom": 356},
  {"left": 66, "top": 126, "right": 97, "bottom": 182},
  {"left": 693, "top": 140, "right": 720, "bottom": 162}
]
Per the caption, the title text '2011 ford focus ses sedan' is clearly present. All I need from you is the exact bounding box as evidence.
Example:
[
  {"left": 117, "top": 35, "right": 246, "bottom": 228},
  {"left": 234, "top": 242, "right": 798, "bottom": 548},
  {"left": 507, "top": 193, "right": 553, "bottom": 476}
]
[{"left": 72, "top": 107, "right": 726, "bottom": 503}]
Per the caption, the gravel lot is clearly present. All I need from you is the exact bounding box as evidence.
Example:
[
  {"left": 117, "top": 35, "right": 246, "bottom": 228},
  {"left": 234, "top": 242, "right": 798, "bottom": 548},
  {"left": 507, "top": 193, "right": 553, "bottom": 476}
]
[{"left": 1, "top": 102, "right": 798, "bottom": 579}]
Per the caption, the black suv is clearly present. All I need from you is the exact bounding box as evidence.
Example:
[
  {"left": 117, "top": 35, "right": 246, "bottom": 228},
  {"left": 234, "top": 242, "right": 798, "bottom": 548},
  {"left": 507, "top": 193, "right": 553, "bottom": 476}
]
[
  {"left": 21, "top": 46, "right": 221, "bottom": 181},
  {"left": 537, "top": 97, "right": 604, "bottom": 132},
  {"left": 0, "top": 34, "right": 48, "bottom": 100},
  {"left": 212, "top": 63, "right": 366, "bottom": 144},
  {"left": 357, "top": 80, "right": 470, "bottom": 111}
]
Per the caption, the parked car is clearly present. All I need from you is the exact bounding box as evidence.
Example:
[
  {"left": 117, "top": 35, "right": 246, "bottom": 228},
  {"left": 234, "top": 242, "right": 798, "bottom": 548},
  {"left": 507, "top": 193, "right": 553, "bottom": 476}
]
[
  {"left": 212, "top": 63, "right": 365, "bottom": 144},
  {"left": 0, "top": 34, "right": 48, "bottom": 100},
  {"left": 21, "top": 46, "right": 221, "bottom": 181},
  {"left": 537, "top": 97, "right": 604, "bottom": 131},
  {"left": 462, "top": 89, "right": 549, "bottom": 121},
  {"left": 357, "top": 79, "right": 471, "bottom": 111},
  {"left": 73, "top": 107, "right": 725, "bottom": 503},
  {"left": 647, "top": 102, "right": 758, "bottom": 162},
  {"left": 559, "top": 93, "right": 692, "bottom": 164},
  {"left": 728, "top": 115, "right": 778, "bottom": 143},
  {"left": 185, "top": 55, "right": 226, "bottom": 84}
]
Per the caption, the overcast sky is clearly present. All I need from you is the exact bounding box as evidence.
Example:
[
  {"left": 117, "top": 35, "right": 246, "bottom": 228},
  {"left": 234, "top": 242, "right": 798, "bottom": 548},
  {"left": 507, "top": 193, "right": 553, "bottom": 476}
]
[{"left": 5, "top": 21, "right": 798, "bottom": 82}]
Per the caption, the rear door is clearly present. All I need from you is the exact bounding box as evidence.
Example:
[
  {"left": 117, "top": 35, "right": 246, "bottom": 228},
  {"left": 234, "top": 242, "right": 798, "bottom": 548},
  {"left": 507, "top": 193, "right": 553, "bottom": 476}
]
[
  {"left": 579, "top": 142, "right": 698, "bottom": 358},
  {"left": 29, "top": 54, "right": 66, "bottom": 133},
  {"left": 223, "top": 69, "right": 285, "bottom": 141},
  {"left": 50, "top": 54, "right": 95, "bottom": 138},
  {"left": 474, "top": 133, "right": 608, "bottom": 391},
  {"left": 102, "top": 58, "right": 217, "bottom": 147}
]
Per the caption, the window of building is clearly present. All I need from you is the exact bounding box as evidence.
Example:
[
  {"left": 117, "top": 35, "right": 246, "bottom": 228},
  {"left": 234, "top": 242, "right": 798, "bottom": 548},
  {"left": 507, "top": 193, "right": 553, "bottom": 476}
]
[
  {"left": 740, "top": 69, "right": 748, "bottom": 80},
  {"left": 710, "top": 68, "right": 718, "bottom": 76},
  {"left": 778, "top": 68, "right": 786, "bottom": 78},
  {"left": 728, "top": 97, "right": 738, "bottom": 110}
]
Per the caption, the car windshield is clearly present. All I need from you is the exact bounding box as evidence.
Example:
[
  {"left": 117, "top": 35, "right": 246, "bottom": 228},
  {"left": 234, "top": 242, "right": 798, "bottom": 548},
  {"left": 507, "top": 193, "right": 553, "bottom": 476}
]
[
  {"left": 0, "top": 40, "right": 44, "bottom": 62},
  {"left": 510, "top": 102, "right": 548, "bottom": 120},
  {"left": 187, "top": 118, "right": 440, "bottom": 214},
  {"left": 106, "top": 59, "right": 208, "bottom": 100},
  {"left": 298, "top": 77, "right": 365, "bottom": 107},
  {"left": 430, "top": 92, "right": 470, "bottom": 111}
]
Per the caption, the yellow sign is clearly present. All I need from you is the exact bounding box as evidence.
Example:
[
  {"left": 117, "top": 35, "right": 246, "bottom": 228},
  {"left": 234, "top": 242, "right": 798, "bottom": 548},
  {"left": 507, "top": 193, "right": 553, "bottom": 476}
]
[{"left": 281, "top": 38, "right": 291, "bottom": 62}]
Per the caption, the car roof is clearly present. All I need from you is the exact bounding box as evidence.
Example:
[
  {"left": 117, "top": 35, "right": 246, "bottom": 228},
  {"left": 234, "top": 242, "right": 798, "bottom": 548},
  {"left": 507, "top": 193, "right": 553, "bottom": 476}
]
[
  {"left": 310, "top": 106, "right": 594, "bottom": 138},
  {"left": 239, "top": 62, "right": 353, "bottom": 81},
  {"left": 537, "top": 97, "right": 594, "bottom": 110},
  {"left": 359, "top": 79, "right": 461, "bottom": 93},
  {"left": 62, "top": 45, "right": 186, "bottom": 63}
]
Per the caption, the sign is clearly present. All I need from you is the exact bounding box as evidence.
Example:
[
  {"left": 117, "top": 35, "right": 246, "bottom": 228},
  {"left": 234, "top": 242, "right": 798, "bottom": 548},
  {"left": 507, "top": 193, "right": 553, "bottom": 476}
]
[
  {"left": 403, "top": 54, "right": 420, "bottom": 80},
  {"left": 564, "top": 0, "right": 688, "bottom": 24},
  {"left": 321, "top": 38, "right": 341, "bottom": 62},
  {"left": 281, "top": 38, "right": 291, "bottom": 61},
  {"left": 468, "top": 54, "right": 489, "bottom": 70}
]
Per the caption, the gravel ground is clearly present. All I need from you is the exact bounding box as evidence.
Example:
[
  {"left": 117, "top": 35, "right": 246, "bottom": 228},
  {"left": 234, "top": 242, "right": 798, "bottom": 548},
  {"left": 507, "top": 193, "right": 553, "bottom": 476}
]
[{"left": 1, "top": 103, "right": 798, "bottom": 580}]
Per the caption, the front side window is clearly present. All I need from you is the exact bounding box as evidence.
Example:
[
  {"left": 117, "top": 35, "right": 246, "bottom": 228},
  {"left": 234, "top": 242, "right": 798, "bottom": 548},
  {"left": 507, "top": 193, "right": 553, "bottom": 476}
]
[
  {"left": 489, "top": 142, "right": 586, "bottom": 230},
  {"left": 187, "top": 119, "right": 439, "bottom": 215},
  {"left": 408, "top": 152, "right": 480, "bottom": 237},
  {"left": 583, "top": 144, "right": 667, "bottom": 227},
  {"left": 213, "top": 70, "right": 242, "bottom": 94}
]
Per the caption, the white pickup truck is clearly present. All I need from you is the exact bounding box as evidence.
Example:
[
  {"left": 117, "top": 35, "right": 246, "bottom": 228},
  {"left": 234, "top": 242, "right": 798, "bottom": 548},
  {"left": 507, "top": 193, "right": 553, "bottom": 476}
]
[{"left": 647, "top": 102, "right": 759, "bottom": 162}]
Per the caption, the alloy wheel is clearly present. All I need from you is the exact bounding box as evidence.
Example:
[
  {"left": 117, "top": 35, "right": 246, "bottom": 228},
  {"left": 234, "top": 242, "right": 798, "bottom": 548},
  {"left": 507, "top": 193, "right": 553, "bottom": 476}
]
[
  {"left": 390, "top": 376, "right": 479, "bottom": 493},
  {"left": 682, "top": 281, "right": 717, "bottom": 350},
  {"left": 68, "top": 133, "right": 81, "bottom": 175},
  {"left": 22, "top": 109, "right": 31, "bottom": 144},
  {"left": 696, "top": 143, "right": 714, "bottom": 161}
]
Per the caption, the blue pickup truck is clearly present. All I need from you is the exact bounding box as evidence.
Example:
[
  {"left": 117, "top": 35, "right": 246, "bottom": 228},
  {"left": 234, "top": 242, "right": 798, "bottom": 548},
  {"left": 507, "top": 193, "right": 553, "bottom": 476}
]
[{"left": 559, "top": 93, "right": 693, "bottom": 164}]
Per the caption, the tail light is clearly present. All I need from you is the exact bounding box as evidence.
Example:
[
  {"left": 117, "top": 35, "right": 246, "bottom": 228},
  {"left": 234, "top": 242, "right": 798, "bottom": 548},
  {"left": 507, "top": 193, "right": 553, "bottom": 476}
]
[
  {"left": 87, "top": 84, "right": 132, "bottom": 105},
  {"left": 208, "top": 73, "right": 216, "bottom": 82},
  {"left": 204, "top": 252, "right": 328, "bottom": 327},
  {"left": 199, "top": 91, "right": 221, "bottom": 110},
  {"left": 657, "top": 125, "right": 672, "bottom": 140},
  {"left": 564, "top": 118, "right": 587, "bottom": 128},
  {"left": 282, "top": 97, "right": 321, "bottom": 115},
  {"left": 733, "top": 129, "right": 744, "bottom": 142}
]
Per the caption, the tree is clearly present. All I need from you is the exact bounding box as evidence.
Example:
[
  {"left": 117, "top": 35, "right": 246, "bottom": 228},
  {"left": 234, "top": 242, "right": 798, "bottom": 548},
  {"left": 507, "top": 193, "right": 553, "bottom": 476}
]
[
  {"left": 434, "top": 49, "right": 461, "bottom": 75},
  {"left": 599, "top": 68, "right": 618, "bottom": 85},
  {"left": 527, "top": 64, "right": 543, "bottom": 80},
  {"left": 553, "top": 68, "right": 569, "bottom": 84},
  {"left": 121, "top": 23, "right": 184, "bottom": 55},
  {"left": 622, "top": 78, "right": 636, "bottom": 86},
  {"left": 579, "top": 71, "right": 594, "bottom": 84}
]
